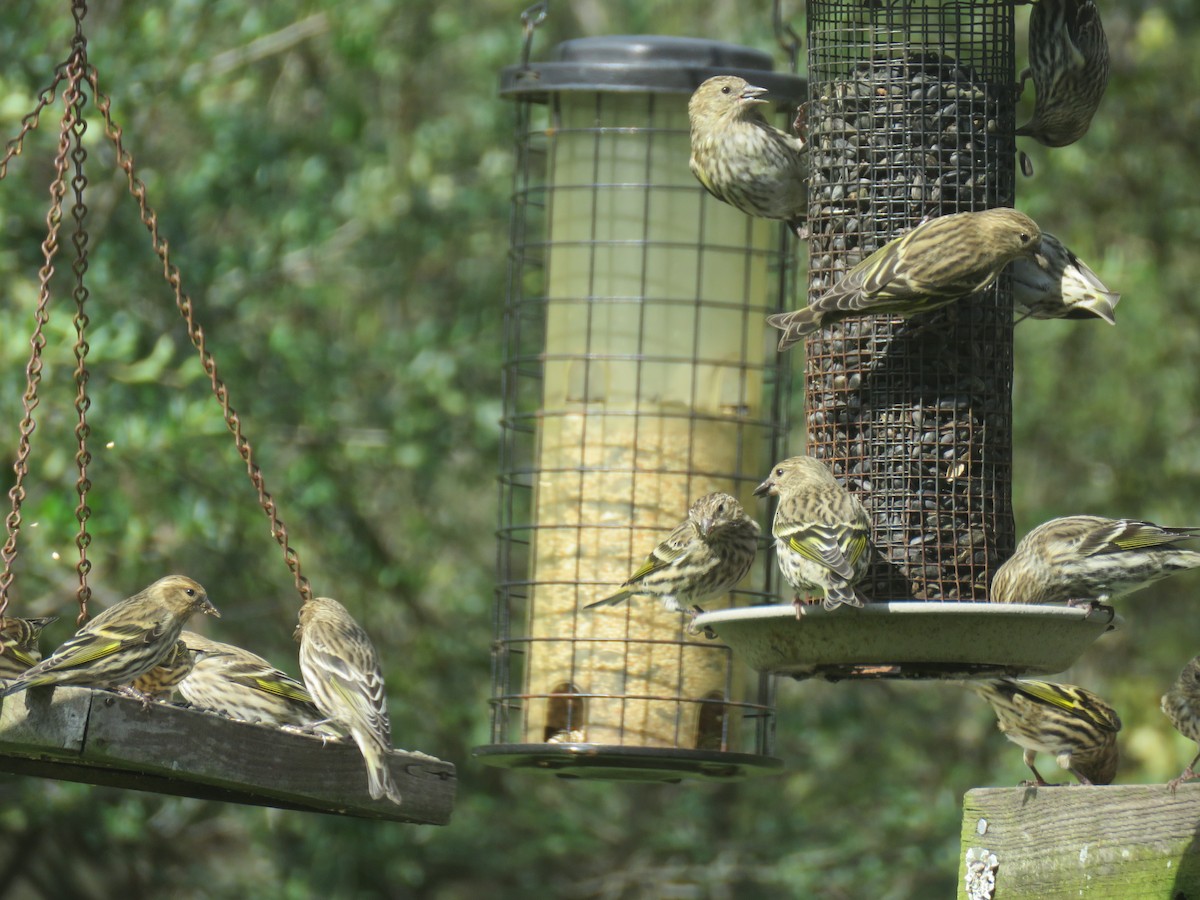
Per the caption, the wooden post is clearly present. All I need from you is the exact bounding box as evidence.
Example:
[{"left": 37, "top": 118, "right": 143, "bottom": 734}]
[{"left": 960, "top": 785, "right": 1200, "bottom": 898}]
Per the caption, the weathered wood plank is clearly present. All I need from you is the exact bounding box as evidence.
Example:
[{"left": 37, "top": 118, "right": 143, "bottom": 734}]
[
  {"left": 0, "top": 687, "right": 455, "bottom": 824},
  {"left": 960, "top": 785, "right": 1200, "bottom": 899}
]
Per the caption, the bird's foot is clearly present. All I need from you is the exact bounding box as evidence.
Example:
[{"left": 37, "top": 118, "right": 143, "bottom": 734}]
[
  {"left": 115, "top": 685, "right": 156, "bottom": 709},
  {"left": 1168, "top": 767, "right": 1198, "bottom": 794}
]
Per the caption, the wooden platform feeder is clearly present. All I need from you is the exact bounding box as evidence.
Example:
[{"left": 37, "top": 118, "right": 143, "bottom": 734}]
[
  {"left": 0, "top": 3, "right": 454, "bottom": 823},
  {"left": 475, "top": 30, "right": 805, "bottom": 781}
]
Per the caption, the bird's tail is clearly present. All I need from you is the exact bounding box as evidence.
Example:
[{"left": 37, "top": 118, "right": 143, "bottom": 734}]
[
  {"left": 583, "top": 590, "right": 630, "bottom": 610},
  {"left": 821, "top": 584, "right": 865, "bottom": 611},
  {"left": 358, "top": 733, "right": 403, "bottom": 805},
  {"left": 766, "top": 308, "right": 822, "bottom": 351}
]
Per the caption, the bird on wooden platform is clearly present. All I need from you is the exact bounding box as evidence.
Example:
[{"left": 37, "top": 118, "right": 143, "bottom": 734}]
[
  {"left": 177, "top": 631, "right": 337, "bottom": 733},
  {"left": 0, "top": 575, "right": 218, "bottom": 701},
  {"left": 1161, "top": 656, "right": 1200, "bottom": 792},
  {"left": 972, "top": 677, "right": 1121, "bottom": 786},
  {"left": 296, "top": 596, "right": 402, "bottom": 805},
  {"left": 0, "top": 615, "right": 57, "bottom": 679}
]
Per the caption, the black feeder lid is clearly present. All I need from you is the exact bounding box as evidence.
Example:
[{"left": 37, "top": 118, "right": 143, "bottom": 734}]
[{"left": 499, "top": 34, "right": 806, "bottom": 106}]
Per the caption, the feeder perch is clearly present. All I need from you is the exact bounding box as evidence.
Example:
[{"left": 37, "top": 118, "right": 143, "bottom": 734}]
[
  {"left": 694, "top": 0, "right": 1118, "bottom": 678},
  {"left": 476, "top": 33, "right": 804, "bottom": 781},
  {"left": 0, "top": 4, "right": 454, "bottom": 822}
]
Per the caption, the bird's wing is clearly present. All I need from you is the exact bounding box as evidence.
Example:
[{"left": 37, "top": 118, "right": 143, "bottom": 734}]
[
  {"left": 45, "top": 617, "right": 170, "bottom": 669},
  {"left": 780, "top": 521, "right": 859, "bottom": 581},
  {"left": 1009, "top": 679, "right": 1121, "bottom": 732},
  {"left": 622, "top": 522, "right": 694, "bottom": 585},
  {"left": 1083, "top": 520, "right": 1200, "bottom": 555},
  {"left": 305, "top": 629, "right": 390, "bottom": 741}
]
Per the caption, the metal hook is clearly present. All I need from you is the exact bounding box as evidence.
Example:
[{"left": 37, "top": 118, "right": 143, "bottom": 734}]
[
  {"left": 519, "top": 1, "right": 548, "bottom": 71},
  {"left": 773, "top": 0, "right": 801, "bottom": 74}
]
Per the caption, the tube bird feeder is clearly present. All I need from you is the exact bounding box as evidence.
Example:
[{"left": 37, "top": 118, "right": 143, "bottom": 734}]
[{"left": 476, "top": 35, "right": 804, "bottom": 780}]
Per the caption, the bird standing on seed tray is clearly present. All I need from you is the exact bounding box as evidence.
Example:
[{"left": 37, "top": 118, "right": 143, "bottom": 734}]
[
  {"left": 766, "top": 208, "right": 1043, "bottom": 350},
  {"left": 1017, "top": 0, "right": 1110, "bottom": 148},
  {"left": 0, "top": 615, "right": 57, "bottom": 678},
  {"left": 0, "top": 575, "right": 218, "bottom": 700},
  {"left": 1161, "top": 656, "right": 1200, "bottom": 792},
  {"left": 990, "top": 516, "right": 1200, "bottom": 607},
  {"left": 971, "top": 677, "right": 1121, "bottom": 786},
  {"left": 296, "top": 597, "right": 402, "bottom": 805},
  {"left": 1009, "top": 231, "right": 1120, "bottom": 324},
  {"left": 754, "top": 456, "right": 871, "bottom": 618},
  {"left": 176, "top": 631, "right": 337, "bottom": 733},
  {"left": 584, "top": 491, "right": 760, "bottom": 615},
  {"left": 687, "top": 75, "right": 808, "bottom": 237}
]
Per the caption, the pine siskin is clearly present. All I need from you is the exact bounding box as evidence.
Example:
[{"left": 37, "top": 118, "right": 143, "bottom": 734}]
[
  {"left": 688, "top": 75, "right": 808, "bottom": 236},
  {"left": 990, "top": 516, "right": 1200, "bottom": 606},
  {"left": 754, "top": 456, "right": 872, "bottom": 617},
  {"left": 1017, "top": 0, "right": 1110, "bottom": 148},
  {"left": 0, "top": 615, "right": 57, "bottom": 679},
  {"left": 766, "top": 208, "right": 1042, "bottom": 350},
  {"left": 585, "top": 492, "right": 760, "bottom": 614},
  {"left": 295, "top": 597, "right": 402, "bottom": 805},
  {"left": 1010, "top": 231, "right": 1120, "bottom": 324},
  {"left": 972, "top": 677, "right": 1121, "bottom": 785},
  {"left": 1162, "top": 656, "right": 1200, "bottom": 792},
  {"left": 130, "top": 638, "right": 194, "bottom": 701},
  {"left": 178, "top": 631, "right": 336, "bottom": 732},
  {"left": 0, "top": 575, "right": 218, "bottom": 699}
]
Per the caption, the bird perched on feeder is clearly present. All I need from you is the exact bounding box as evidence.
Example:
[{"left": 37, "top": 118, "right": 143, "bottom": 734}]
[
  {"left": 177, "top": 631, "right": 337, "bottom": 733},
  {"left": 0, "top": 575, "right": 218, "bottom": 700},
  {"left": 1017, "top": 0, "right": 1110, "bottom": 148},
  {"left": 766, "top": 208, "right": 1043, "bottom": 350},
  {"left": 1009, "top": 231, "right": 1120, "bottom": 324},
  {"left": 754, "top": 456, "right": 872, "bottom": 617},
  {"left": 131, "top": 638, "right": 194, "bottom": 701},
  {"left": 971, "top": 677, "right": 1121, "bottom": 785},
  {"left": 584, "top": 491, "right": 760, "bottom": 614},
  {"left": 296, "top": 597, "right": 402, "bottom": 805},
  {"left": 990, "top": 516, "right": 1200, "bottom": 607},
  {"left": 1162, "top": 656, "right": 1200, "bottom": 792},
  {"left": 687, "top": 75, "right": 808, "bottom": 237},
  {"left": 0, "top": 615, "right": 57, "bottom": 678}
]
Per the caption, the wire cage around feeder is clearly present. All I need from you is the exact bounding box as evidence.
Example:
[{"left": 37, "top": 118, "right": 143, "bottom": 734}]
[
  {"left": 694, "top": 2, "right": 1121, "bottom": 679},
  {"left": 475, "top": 36, "right": 805, "bottom": 781}
]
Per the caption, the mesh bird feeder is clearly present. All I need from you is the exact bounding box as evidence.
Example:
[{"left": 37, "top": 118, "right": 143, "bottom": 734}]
[
  {"left": 805, "top": 0, "right": 1018, "bottom": 602},
  {"left": 694, "top": 1, "right": 1119, "bottom": 679},
  {"left": 475, "top": 31, "right": 804, "bottom": 780}
]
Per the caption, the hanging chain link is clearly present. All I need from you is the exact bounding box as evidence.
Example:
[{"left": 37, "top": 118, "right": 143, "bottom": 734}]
[
  {"left": 0, "top": 0, "right": 313, "bottom": 618},
  {"left": 0, "top": 55, "right": 86, "bottom": 624},
  {"left": 68, "top": 49, "right": 93, "bottom": 627},
  {"left": 86, "top": 68, "right": 314, "bottom": 607}
]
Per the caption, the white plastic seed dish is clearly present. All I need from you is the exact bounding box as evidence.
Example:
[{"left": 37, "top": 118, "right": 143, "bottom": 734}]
[{"left": 691, "top": 602, "right": 1121, "bottom": 680}]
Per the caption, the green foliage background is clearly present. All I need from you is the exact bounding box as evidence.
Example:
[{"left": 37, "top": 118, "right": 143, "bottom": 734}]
[{"left": 0, "top": 1, "right": 1196, "bottom": 897}]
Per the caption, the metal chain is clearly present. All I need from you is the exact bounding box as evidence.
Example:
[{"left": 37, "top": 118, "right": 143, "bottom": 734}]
[
  {"left": 0, "top": 58, "right": 85, "bottom": 621},
  {"left": 85, "top": 68, "right": 314, "bottom": 606},
  {"left": 68, "top": 60, "right": 93, "bottom": 627}
]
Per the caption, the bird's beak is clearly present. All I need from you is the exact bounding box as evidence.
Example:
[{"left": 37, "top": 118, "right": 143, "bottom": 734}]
[
  {"left": 753, "top": 477, "right": 773, "bottom": 498},
  {"left": 201, "top": 599, "right": 221, "bottom": 618},
  {"left": 741, "top": 84, "right": 768, "bottom": 104},
  {"left": 698, "top": 516, "right": 714, "bottom": 537}
]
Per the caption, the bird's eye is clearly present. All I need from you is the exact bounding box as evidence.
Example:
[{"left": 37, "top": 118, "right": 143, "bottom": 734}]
[
  {"left": 185, "top": 588, "right": 195, "bottom": 597},
  {"left": 721, "top": 85, "right": 732, "bottom": 95},
  {"left": 716, "top": 503, "right": 726, "bottom": 515},
  {"left": 1019, "top": 232, "right": 1031, "bottom": 243},
  {"left": 775, "top": 467, "right": 784, "bottom": 477}
]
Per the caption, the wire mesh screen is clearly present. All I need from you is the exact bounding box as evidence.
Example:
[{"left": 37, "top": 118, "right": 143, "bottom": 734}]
[
  {"left": 805, "top": 0, "right": 1017, "bottom": 601},
  {"left": 490, "top": 79, "right": 798, "bottom": 769}
]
